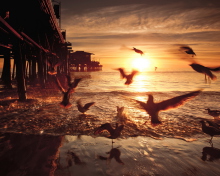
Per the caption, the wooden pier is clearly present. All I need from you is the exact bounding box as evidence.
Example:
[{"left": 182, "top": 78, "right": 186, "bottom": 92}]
[
  {"left": 69, "top": 51, "right": 102, "bottom": 72},
  {"left": 0, "top": 0, "right": 102, "bottom": 101}
]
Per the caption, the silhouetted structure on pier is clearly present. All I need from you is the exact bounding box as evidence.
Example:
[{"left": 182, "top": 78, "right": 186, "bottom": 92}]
[
  {"left": 69, "top": 51, "right": 102, "bottom": 72},
  {"left": 0, "top": 0, "right": 73, "bottom": 101}
]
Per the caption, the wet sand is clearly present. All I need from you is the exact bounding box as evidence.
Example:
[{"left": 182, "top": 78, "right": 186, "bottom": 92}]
[
  {"left": 1, "top": 86, "right": 220, "bottom": 175},
  {"left": 55, "top": 135, "right": 220, "bottom": 176},
  {"left": 1, "top": 132, "right": 220, "bottom": 176}
]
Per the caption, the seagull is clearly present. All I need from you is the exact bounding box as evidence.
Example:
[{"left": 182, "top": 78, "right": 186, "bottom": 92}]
[
  {"left": 107, "top": 148, "right": 124, "bottom": 165},
  {"left": 132, "top": 47, "right": 144, "bottom": 56},
  {"left": 200, "top": 120, "right": 220, "bottom": 146},
  {"left": 116, "top": 106, "right": 127, "bottom": 124},
  {"left": 136, "top": 90, "right": 202, "bottom": 125},
  {"left": 179, "top": 46, "right": 196, "bottom": 57},
  {"left": 55, "top": 75, "right": 81, "bottom": 108},
  {"left": 98, "top": 147, "right": 124, "bottom": 165},
  {"left": 205, "top": 108, "right": 220, "bottom": 118},
  {"left": 46, "top": 59, "right": 62, "bottom": 75},
  {"left": 189, "top": 63, "right": 219, "bottom": 81},
  {"left": 202, "top": 146, "right": 220, "bottom": 161},
  {"left": 76, "top": 99, "right": 95, "bottom": 114},
  {"left": 206, "top": 120, "right": 220, "bottom": 129},
  {"left": 116, "top": 68, "right": 139, "bottom": 85},
  {"left": 94, "top": 123, "right": 124, "bottom": 143}
]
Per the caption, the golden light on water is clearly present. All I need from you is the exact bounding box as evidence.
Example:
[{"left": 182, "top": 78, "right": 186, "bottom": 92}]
[{"left": 131, "top": 74, "right": 151, "bottom": 93}]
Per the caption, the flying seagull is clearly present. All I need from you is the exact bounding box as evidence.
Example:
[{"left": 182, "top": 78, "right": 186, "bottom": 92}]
[
  {"left": 136, "top": 90, "right": 202, "bottom": 125},
  {"left": 189, "top": 63, "right": 220, "bottom": 81},
  {"left": 132, "top": 47, "right": 144, "bottom": 56},
  {"left": 116, "top": 68, "right": 139, "bottom": 85},
  {"left": 55, "top": 75, "right": 81, "bottom": 108},
  {"left": 46, "top": 59, "right": 62, "bottom": 75},
  {"left": 76, "top": 99, "right": 95, "bottom": 114},
  {"left": 94, "top": 123, "right": 124, "bottom": 143},
  {"left": 179, "top": 46, "right": 196, "bottom": 57}
]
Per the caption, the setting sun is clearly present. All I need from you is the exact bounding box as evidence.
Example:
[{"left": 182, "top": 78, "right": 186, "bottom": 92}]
[{"left": 131, "top": 57, "right": 151, "bottom": 72}]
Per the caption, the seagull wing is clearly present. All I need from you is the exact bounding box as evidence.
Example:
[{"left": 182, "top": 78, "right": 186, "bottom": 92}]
[
  {"left": 118, "top": 68, "right": 127, "bottom": 78},
  {"left": 54, "top": 61, "right": 62, "bottom": 68},
  {"left": 130, "top": 70, "right": 139, "bottom": 78},
  {"left": 117, "top": 125, "right": 124, "bottom": 133},
  {"left": 206, "top": 120, "right": 220, "bottom": 129},
  {"left": 94, "top": 123, "right": 114, "bottom": 135},
  {"left": 206, "top": 125, "right": 220, "bottom": 134},
  {"left": 180, "top": 46, "right": 196, "bottom": 55},
  {"left": 71, "top": 78, "right": 82, "bottom": 88},
  {"left": 190, "top": 64, "right": 217, "bottom": 80},
  {"left": 68, "top": 78, "right": 82, "bottom": 93},
  {"left": 208, "top": 66, "right": 220, "bottom": 72},
  {"left": 136, "top": 100, "right": 148, "bottom": 110},
  {"left": 84, "top": 102, "right": 95, "bottom": 110},
  {"left": 76, "top": 99, "right": 83, "bottom": 108},
  {"left": 157, "top": 90, "right": 202, "bottom": 111},
  {"left": 66, "top": 75, "right": 72, "bottom": 87},
  {"left": 54, "top": 76, "right": 66, "bottom": 93}
]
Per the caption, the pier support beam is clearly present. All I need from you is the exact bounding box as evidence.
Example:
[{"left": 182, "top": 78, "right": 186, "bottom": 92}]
[
  {"left": 37, "top": 52, "right": 46, "bottom": 88},
  {"left": 1, "top": 48, "right": 12, "bottom": 88},
  {"left": 14, "top": 40, "right": 27, "bottom": 101}
]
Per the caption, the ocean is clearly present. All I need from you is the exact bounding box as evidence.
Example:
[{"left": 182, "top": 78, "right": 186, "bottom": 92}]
[
  {"left": 1, "top": 70, "right": 220, "bottom": 176},
  {"left": 1, "top": 70, "right": 219, "bottom": 140}
]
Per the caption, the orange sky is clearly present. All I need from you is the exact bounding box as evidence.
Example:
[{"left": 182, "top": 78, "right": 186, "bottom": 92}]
[
  {"left": 60, "top": 0, "right": 220, "bottom": 72},
  {"left": 1, "top": 0, "right": 220, "bottom": 72}
]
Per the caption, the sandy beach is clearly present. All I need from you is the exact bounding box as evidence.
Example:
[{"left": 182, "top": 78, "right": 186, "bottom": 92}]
[
  {"left": 55, "top": 135, "right": 220, "bottom": 176},
  {"left": 1, "top": 132, "right": 220, "bottom": 176}
]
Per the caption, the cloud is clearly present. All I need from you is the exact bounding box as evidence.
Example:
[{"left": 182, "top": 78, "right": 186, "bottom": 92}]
[
  {"left": 62, "top": 1, "right": 220, "bottom": 33},
  {"left": 60, "top": 0, "right": 220, "bottom": 68}
]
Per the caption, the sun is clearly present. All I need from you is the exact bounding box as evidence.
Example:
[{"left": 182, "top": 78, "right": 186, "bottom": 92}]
[{"left": 131, "top": 57, "right": 150, "bottom": 72}]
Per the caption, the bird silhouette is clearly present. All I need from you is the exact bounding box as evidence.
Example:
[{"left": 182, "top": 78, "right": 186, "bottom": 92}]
[
  {"left": 201, "top": 146, "right": 220, "bottom": 161},
  {"left": 179, "top": 46, "right": 196, "bottom": 57},
  {"left": 46, "top": 59, "right": 62, "bottom": 75},
  {"left": 55, "top": 75, "right": 81, "bottom": 108},
  {"left": 200, "top": 120, "right": 220, "bottom": 146},
  {"left": 107, "top": 148, "right": 124, "bottom": 165},
  {"left": 136, "top": 90, "right": 202, "bottom": 125},
  {"left": 76, "top": 99, "right": 95, "bottom": 114},
  {"left": 189, "top": 63, "right": 220, "bottom": 81},
  {"left": 94, "top": 123, "right": 124, "bottom": 143},
  {"left": 132, "top": 47, "right": 144, "bottom": 56},
  {"left": 206, "top": 120, "right": 220, "bottom": 129},
  {"left": 116, "top": 68, "right": 139, "bottom": 85},
  {"left": 116, "top": 106, "right": 128, "bottom": 124},
  {"left": 98, "top": 147, "right": 124, "bottom": 165},
  {"left": 205, "top": 108, "right": 220, "bottom": 118}
]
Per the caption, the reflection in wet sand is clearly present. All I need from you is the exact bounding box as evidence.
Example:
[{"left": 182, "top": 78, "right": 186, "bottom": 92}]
[
  {"left": 1, "top": 134, "right": 220, "bottom": 176},
  {"left": 202, "top": 146, "right": 220, "bottom": 162},
  {"left": 0, "top": 133, "right": 63, "bottom": 176},
  {"left": 97, "top": 146, "right": 124, "bottom": 165}
]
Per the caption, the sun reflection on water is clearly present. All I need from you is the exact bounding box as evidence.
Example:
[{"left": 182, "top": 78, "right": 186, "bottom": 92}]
[{"left": 130, "top": 73, "right": 151, "bottom": 93}]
